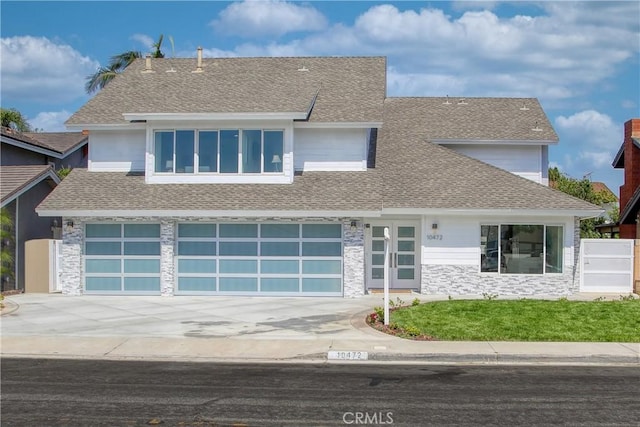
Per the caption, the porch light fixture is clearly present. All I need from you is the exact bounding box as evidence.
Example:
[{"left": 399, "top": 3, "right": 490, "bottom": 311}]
[
  {"left": 350, "top": 220, "right": 358, "bottom": 232},
  {"left": 271, "top": 154, "right": 282, "bottom": 172},
  {"left": 432, "top": 223, "right": 438, "bottom": 230}
]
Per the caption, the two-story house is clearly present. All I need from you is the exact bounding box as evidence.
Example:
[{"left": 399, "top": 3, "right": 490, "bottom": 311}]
[
  {"left": 1, "top": 127, "right": 88, "bottom": 291},
  {"left": 36, "top": 53, "right": 600, "bottom": 297}
]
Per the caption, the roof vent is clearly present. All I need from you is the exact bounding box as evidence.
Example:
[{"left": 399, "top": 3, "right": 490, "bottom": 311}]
[
  {"left": 141, "top": 54, "right": 155, "bottom": 73},
  {"left": 443, "top": 95, "right": 451, "bottom": 105},
  {"left": 192, "top": 47, "right": 204, "bottom": 73},
  {"left": 457, "top": 98, "right": 468, "bottom": 105},
  {"left": 519, "top": 102, "right": 529, "bottom": 111},
  {"left": 532, "top": 121, "right": 543, "bottom": 131},
  {"left": 297, "top": 63, "right": 309, "bottom": 71}
]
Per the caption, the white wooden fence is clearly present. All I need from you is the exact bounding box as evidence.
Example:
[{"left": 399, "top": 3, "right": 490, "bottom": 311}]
[{"left": 580, "top": 239, "right": 634, "bottom": 293}]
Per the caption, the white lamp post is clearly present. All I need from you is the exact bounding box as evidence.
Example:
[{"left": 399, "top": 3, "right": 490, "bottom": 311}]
[{"left": 383, "top": 226, "right": 390, "bottom": 326}]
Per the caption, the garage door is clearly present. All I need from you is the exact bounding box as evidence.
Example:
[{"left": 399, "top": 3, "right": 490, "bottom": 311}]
[
  {"left": 84, "top": 223, "right": 161, "bottom": 294},
  {"left": 176, "top": 223, "right": 343, "bottom": 296}
]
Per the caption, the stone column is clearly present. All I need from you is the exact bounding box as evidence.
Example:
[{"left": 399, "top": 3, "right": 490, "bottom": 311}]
[
  {"left": 61, "top": 217, "right": 83, "bottom": 295},
  {"left": 343, "top": 220, "right": 365, "bottom": 298},
  {"left": 160, "top": 220, "right": 175, "bottom": 296}
]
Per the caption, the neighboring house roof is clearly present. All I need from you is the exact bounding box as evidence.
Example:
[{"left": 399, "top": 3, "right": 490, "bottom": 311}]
[
  {"left": 612, "top": 137, "right": 640, "bottom": 168},
  {"left": 620, "top": 184, "right": 640, "bottom": 224},
  {"left": 1, "top": 165, "right": 60, "bottom": 206},
  {"left": 384, "top": 97, "right": 558, "bottom": 142},
  {"left": 376, "top": 97, "right": 598, "bottom": 213},
  {"left": 592, "top": 182, "right": 618, "bottom": 200},
  {"left": 66, "top": 57, "right": 386, "bottom": 126},
  {"left": 36, "top": 169, "right": 383, "bottom": 216},
  {"left": 1, "top": 127, "right": 88, "bottom": 158}
]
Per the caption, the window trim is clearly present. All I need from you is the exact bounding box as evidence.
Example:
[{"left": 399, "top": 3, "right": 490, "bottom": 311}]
[{"left": 479, "top": 223, "right": 564, "bottom": 275}]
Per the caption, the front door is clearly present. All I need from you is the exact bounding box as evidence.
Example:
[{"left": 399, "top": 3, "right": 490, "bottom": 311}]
[{"left": 367, "top": 222, "right": 420, "bottom": 289}]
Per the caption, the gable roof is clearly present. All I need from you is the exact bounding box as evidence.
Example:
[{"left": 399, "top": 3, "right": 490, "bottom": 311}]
[
  {"left": 376, "top": 97, "right": 598, "bottom": 213},
  {"left": 612, "top": 137, "right": 640, "bottom": 168},
  {"left": 1, "top": 165, "right": 60, "bottom": 206},
  {"left": 66, "top": 56, "right": 386, "bottom": 126},
  {"left": 1, "top": 127, "right": 88, "bottom": 158},
  {"left": 592, "top": 182, "right": 618, "bottom": 200},
  {"left": 384, "top": 97, "right": 558, "bottom": 142}
]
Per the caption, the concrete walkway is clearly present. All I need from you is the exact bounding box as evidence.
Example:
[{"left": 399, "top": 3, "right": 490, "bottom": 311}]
[{"left": 1, "top": 294, "right": 638, "bottom": 365}]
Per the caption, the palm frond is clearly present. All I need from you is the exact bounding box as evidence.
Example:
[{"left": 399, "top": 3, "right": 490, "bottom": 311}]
[
  {"left": 109, "top": 50, "right": 143, "bottom": 71},
  {"left": 152, "top": 34, "right": 165, "bottom": 58},
  {"left": 85, "top": 66, "right": 119, "bottom": 94}
]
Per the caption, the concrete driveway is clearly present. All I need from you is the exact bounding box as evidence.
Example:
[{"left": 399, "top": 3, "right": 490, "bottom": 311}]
[{"left": 1, "top": 293, "right": 381, "bottom": 340}]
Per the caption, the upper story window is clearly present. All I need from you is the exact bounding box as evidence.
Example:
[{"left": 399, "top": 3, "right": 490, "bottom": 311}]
[{"left": 154, "top": 129, "right": 284, "bottom": 174}]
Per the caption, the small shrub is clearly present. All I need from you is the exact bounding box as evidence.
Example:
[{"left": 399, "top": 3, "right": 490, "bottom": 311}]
[
  {"left": 412, "top": 297, "right": 420, "bottom": 307},
  {"left": 403, "top": 325, "right": 421, "bottom": 337},
  {"left": 593, "top": 296, "right": 606, "bottom": 302},
  {"left": 558, "top": 296, "right": 569, "bottom": 302},
  {"left": 619, "top": 294, "right": 636, "bottom": 301},
  {"left": 388, "top": 322, "right": 399, "bottom": 330},
  {"left": 373, "top": 306, "right": 384, "bottom": 322},
  {"left": 482, "top": 292, "right": 498, "bottom": 301}
]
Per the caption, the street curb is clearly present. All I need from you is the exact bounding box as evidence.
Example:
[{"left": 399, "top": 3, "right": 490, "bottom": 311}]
[
  {"left": 0, "top": 299, "right": 19, "bottom": 316},
  {"left": 367, "top": 352, "right": 640, "bottom": 365},
  {"left": 2, "top": 352, "right": 638, "bottom": 367}
]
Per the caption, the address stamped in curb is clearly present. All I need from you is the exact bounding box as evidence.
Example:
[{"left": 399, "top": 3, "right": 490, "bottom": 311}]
[{"left": 328, "top": 351, "right": 369, "bottom": 360}]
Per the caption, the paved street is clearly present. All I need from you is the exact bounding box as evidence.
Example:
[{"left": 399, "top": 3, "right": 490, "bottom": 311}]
[{"left": 2, "top": 358, "right": 639, "bottom": 426}]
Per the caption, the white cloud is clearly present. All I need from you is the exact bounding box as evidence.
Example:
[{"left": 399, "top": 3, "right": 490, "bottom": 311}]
[
  {"left": 211, "top": 0, "right": 327, "bottom": 38},
  {"left": 130, "top": 33, "right": 154, "bottom": 50},
  {"left": 0, "top": 36, "right": 98, "bottom": 104},
  {"left": 28, "top": 110, "right": 72, "bottom": 132},
  {"left": 556, "top": 110, "right": 619, "bottom": 150},
  {"left": 209, "top": 3, "right": 638, "bottom": 101}
]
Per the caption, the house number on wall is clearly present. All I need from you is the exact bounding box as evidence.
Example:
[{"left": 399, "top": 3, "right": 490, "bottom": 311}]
[{"left": 426, "top": 234, "right": 443, "bottom": 240}]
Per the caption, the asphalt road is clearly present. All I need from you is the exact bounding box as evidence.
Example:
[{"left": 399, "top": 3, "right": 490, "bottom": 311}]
[{"left": 1, "top": 358, "right": 639, "bottom": 426}]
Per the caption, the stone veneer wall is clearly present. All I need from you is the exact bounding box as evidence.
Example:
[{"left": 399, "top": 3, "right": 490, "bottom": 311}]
[
  {"left": 61, "top": 216, "right": 364, "bottom": 297},
  {"left": 421, "top": 217, "right": 582, "bottom": 296},
  {"left": 343, "top": 221, "right": 365, "bottom": 298}
]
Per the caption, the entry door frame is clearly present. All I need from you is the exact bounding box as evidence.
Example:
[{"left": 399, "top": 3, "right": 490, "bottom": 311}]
[{"left": 366, "top": 220, "right": 421, "bottom": 290}]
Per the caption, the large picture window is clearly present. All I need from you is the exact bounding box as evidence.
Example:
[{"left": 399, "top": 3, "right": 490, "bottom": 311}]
[
  {"left": 154, "top": 129, "right": 284, "bottom": 174},
  {"left": 480, "top": 224, "right": 563, "bottom": 274}
]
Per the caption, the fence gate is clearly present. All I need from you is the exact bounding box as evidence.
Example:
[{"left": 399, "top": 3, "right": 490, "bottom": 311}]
[{"left": 580, "top": 239, "right": 634, "bottom": 293}]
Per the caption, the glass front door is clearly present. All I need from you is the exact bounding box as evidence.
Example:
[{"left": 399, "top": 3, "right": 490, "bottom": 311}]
[{"left": 367, "top": 222, "right": 419, "bottom": 289}]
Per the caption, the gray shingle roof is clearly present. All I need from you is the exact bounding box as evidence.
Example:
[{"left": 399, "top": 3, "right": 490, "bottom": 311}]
[
  {"left": 1, "top": 165, "right": 59, "bottom": 205},
  {"left": 384, "top": 97, "right": 558, "bottom": 141},
  {"left": 1, "top": 127, "right": 87, "bottom": 155},
  {"left": 67, "top": 57, "right": 386, "bottom": 126},
  {"left": 37, "top": 169, "right": 383, "bottom": 213},
  {"left": 377, "top": 98, "right": 597, "bottom": 211}
]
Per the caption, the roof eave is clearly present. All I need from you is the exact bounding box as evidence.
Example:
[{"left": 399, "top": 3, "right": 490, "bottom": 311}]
[
  {"left": 36, "top": 209, "right": 383, "bottom": 218},
  {"left": 431, "top": 138, "right": 558, "bottom": 145},
  {"left": 122, "top": 112, "right": 308, "bottom": 122},
  {"left": 1, "top": 168, "right": 60, "bottom": 207},
  {"left": 381, "top": 207, "right": 603, "bottom": 219},
  {"left": 612, "top": 143, "right": 625, "bottom": 168}
]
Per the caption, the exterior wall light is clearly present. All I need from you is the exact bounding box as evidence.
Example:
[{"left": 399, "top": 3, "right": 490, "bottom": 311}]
[{"left": 350, "top": 220, "right": 358, "bottom": 232}]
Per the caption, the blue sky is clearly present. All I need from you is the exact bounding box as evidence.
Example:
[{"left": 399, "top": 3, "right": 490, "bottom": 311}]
[{"left": 1, "top": 1, "right": 638, "bottom": 193}]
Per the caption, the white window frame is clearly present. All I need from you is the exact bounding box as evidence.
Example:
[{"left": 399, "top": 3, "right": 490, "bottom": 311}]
[
  {"left": 479, "top": 223, "right": 564, "bottom": 275},
  {"left": 153, "top": 128, "right": 284, "bottom": 175}
]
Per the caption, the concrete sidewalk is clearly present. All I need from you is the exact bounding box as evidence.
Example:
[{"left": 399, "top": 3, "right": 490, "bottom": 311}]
[{"left": 1, "top": 294, "right": 638, "bottom": 365}]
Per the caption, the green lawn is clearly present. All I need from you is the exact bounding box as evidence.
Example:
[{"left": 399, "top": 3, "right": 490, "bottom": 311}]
[{"left": 389, "top": 299, "right": 640, "bottom": 342}]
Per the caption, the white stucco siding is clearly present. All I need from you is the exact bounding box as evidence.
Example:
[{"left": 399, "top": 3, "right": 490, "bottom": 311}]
[
  {"left": 446, "top": 144, "right": 543, "bottom": 184},
  {"left": 421, "top": 215, "right": 575, "bottom": 269},
  {"left": 294, "top": 128, "right": 367, "bottom": 171},
  {"left": 89, "top": 130, "right": 146, "bottom": 172}
]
